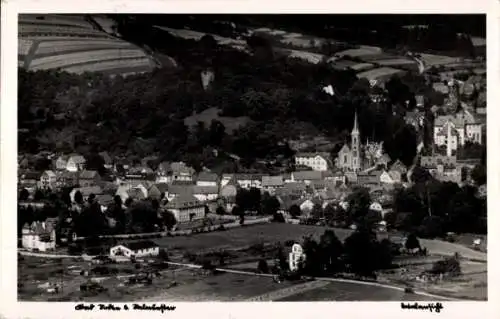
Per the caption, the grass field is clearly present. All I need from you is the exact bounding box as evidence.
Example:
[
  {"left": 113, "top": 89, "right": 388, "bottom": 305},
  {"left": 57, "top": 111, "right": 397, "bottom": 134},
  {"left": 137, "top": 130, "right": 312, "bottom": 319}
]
[
  {"left": 151, "top": 223, "right": 487, "bottom": 261},
  {"left": 184, "top": 107, "right": 251, "bottom": 134},
  {"left": 278, "top": 281, "right": 447, "bottom": 301}
]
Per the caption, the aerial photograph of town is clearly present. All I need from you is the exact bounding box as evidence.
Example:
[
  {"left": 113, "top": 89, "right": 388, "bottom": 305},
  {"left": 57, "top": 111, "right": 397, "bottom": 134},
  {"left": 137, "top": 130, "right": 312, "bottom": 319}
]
[{"left": 17, "top": 14, "right": 487, "bottom": 302}]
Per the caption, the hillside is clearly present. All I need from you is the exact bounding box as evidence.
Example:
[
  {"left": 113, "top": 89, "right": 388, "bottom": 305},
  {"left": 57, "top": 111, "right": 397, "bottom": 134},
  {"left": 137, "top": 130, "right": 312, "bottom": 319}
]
[{"left": 18, "top": 14, "right": 172, "bottom": 76}]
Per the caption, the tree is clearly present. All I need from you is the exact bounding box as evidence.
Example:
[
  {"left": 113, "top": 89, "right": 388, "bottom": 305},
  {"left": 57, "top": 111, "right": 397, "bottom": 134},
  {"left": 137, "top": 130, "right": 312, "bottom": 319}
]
[
  {"left": 346, "top": 187, "right": 371, "bottom": 225},
  {"left": 289, "top": 204, "right": 301, "bottom": 218},
  {"left": 74, "top": 191, "right": 83, "bottom": 205},
  {"left": 163, "top": 210, "right": 177, "bottom": 231},
  {"left": 34, "top": 189, "right": 44, "bottom": 201},
  {"left": 405, "top": 233, "right": 421, "bottom": 251},
  {"left": 216, "top": 206, "right": 226, "bottom": 215},
  {"left": 471, "top": 164, "right": 486, "bottom": 185},
  {"left": 261, "top": 195, "right": 280, "bottom": 216},
  {"left": 257, "top": 259, "right": 269, "bottom": 274},
  {"left": 430, "top": 256, "right": 461, "bottom": 277},
  {"left": 318, "top": 230, "right": 343, "bottom": 273},
  {"left": 343, "top": 229, "right": 384, "bottom": 277},
  {"left": 276, "top": 244, "right": 288, "bottom": 271},
  {"left": 19, "top": 188, "right": 30, "bottom": 201},
  {"left": 301, "top": 235, "right": 321, "bottom": 276}
]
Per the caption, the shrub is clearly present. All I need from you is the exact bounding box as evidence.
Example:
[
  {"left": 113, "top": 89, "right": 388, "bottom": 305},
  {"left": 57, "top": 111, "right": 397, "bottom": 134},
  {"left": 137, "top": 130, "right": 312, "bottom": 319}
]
[
  {"left": 217, "top": 224, "right": 226, "bottom": 231},
  {"left": 257, "top": 259, "right": 269, "bottom": 274}
]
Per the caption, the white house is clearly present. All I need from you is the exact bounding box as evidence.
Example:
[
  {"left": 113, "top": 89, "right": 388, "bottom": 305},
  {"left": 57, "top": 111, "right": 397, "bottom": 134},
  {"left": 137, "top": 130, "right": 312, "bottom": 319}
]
[
  {"left": 289, "top": 244, "right": 306, "bottom": 272},
  {"left": 192, "top": 185, "right": 219, "bottom": 202},
  {"left": 21, "top": 220, "right": 56, "bottom": 252},
  {"left": 109, "top": 241, "right": 160, "bottom": 259},
  {"left": 66, "top": 154, "right": 86, "bottom": 172},
  {"left": 220, "top": 174, "right": 234, "bottom": 187},
  {"left": 434, "top": 112, "right": 486, "bottom": 156},
  {"left": 40, "top": 170, "right": 57, "bottom": 189},
  {"left": 234, "top": 174, "right": 263, "bottom": 189},
  {"left": 294, "top": 152, "right": 331, "bottom": 171}
]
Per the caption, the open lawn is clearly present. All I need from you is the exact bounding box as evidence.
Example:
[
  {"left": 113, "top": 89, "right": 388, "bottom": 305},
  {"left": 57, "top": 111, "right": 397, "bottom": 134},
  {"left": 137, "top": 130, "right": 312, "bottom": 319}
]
[
  {"left": 278, "top": 281, "right": 448, "bottom": 301},
  {"left": 152, "top": 223, "right": 487, "bottom": 261},
  {"left": 184, "top": 107, "right": 251, "bottom": 134}
]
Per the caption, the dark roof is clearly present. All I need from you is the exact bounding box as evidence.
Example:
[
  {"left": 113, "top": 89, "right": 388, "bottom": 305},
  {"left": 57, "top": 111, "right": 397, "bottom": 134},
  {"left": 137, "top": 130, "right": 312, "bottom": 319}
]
[
  {"left": 154, "top": 183, "right": 169, "bottom": 193},
  {"left": 79, "top": 170, "right": 100, "bottom": 180},
  {"left": 21, "top": 171, "right": 41, "bottom": 180},
  {"left": 122, "top": 240, "right": 158, "bottom": 251},
  {"left": 96, "top": 194, "right": 114, "bottom": 205},
  {"left": 196, "top": 172, "right": 218, "bottom": 182},
  {"left": 166, "top": 193, "right": 202, "bottom": 209}
]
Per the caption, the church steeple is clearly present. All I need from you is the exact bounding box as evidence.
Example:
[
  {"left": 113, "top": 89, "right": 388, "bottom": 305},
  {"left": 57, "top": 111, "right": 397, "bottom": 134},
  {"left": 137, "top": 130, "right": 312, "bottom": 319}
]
[
  {"left": 352, "top": 110, "right": 359, "bottom": 135},
  {"left": 351, "top": 110, "right": 361, "bottom": 172}
]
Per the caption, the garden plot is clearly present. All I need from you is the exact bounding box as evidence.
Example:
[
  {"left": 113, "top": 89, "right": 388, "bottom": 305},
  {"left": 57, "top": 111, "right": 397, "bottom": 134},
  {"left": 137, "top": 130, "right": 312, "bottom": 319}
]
[
  {"left": 357, "top": 67, "right": 406, "bottom": 81},
  {"left": 335, "top": 46, "right": 383, "bottom": 58},
  {"left": 419, "top": 53, "right": 460, "bottom": 66}
]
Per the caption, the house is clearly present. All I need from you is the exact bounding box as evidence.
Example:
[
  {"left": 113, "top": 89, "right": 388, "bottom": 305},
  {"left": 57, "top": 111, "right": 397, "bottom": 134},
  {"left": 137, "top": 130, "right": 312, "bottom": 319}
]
[
  {"left": 78, "top": 170, "right": 101, "bottom": 187},
  {"left": 404, "top": 110, "right": 425, "bottom": 130},
  {"left": 165, "top": 184, "right": 195, "bottom": 202},
  {"left": 129, "top": 165, "right": 155, "bottom": 176},
  {"left": 196, "top": 172, "right": 219, "bottom": 187},
  {"left": 54, "top": 171, "right": 78, "bottom": 189},
  {"left": 432, "top": 82, "right": 449, "bottom": 95},
  {"left": 234, "top": 174, "right": 263, "bottom": 189},
  {"left": 434, "top": 112, "right": 486, "bottom": 156},
  {"left": 126, "top": 188, "right": 147, "bottom": 201},
  {"left": 70, "top": 186, "right": 103, "bottom": 203},
  {"left": 99, "top": 152, "right": 113, "bottom": 169},
  {"left": 55, "top": 155, "right": 69, "bottom": 171},
  {"left": 389, "top": 160, "right": 408, "bottom": 175},
  {"left": 220, "top": 174, "right": 235, "bottom": 187},
  {"left": 322, "top": 169, "right": 346, "bottom": 185},
  {"left": 357, "top": 170, "right": 382, "bottom": 188},
  {"left": 192, "top": 185, "right": 219, "bottom": 202},
  {"left": 379, "top": 170, "right": 402, "bottom": 185},
  {"left": 19, "top": 171, "right": 41, "bottom": 192},
  {"left": 21, "top": 220, "right": 56, "bottom": 252},
  {"left": 165, "top": 193, "right": 205, "bottom": 223},
  {"left": 109, "top": 241, "right": 159, "bottom": 259},
  {"left": 369, "top": 202, "right": 383, "bottom": 213},
  {"left": 66, "top": 154, "right": 86, "bottom": 172},
  {"left": 294, "top": 152, "right": 331, "bottom": 171},
  {"left": 115, "top": 184, "right": 131, "bottom": 203},
  {"left": 171, "top": 162, "right": 195, "bottom": 181},
  {"left": 290, "top": 171, "right": 323, "bottom": 184},
  {"left": 95, "top": 194, "right": 114, "bottom": 211},
  {"left": 220, "top": 183, "right": 237, "bottom": 198},
  {"left": 420, "top": 155, "right": 457, "bottom": 176},
  {"left": 276, "top": 182, "right": 307, "bottom": 198},
  {"left": 39, "top": 170, "right": 57, "bottom": 189},
  {"left": 122, "top": 173, "right": 156, "bottom": 189},
  {"left": 147, "top": 184, "right": 162, "bottom": 200},
  {"left": 261, "top": 175, "right": 284, "bottom": 193},
  {"left": 155, "top": 161, "right": 172, "bottom": 183}
]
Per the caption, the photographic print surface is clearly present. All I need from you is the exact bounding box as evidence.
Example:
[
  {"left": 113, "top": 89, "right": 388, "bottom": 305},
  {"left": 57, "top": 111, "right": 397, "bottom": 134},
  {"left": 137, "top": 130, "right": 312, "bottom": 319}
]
[{"left": 17, "top": 13, "right": 487, "bottom": 302}]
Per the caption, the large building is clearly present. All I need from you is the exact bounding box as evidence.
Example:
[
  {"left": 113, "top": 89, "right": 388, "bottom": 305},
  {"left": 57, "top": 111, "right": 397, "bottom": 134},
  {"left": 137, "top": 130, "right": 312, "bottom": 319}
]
[
  {"left": 433, "top": 111, "right": 486, "bottom": 156},
  {"left": 294, "top": 152, "right": 332, "bottom": 171},
  {"left": 337, "top": 112, "right": 362, "bottom": 172}
]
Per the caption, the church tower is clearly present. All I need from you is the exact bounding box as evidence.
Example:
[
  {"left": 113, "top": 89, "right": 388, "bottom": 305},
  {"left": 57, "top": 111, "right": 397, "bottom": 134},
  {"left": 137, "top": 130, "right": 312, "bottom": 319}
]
[{"left": 351, "top": 111, "right": 361, "bottom": 171}]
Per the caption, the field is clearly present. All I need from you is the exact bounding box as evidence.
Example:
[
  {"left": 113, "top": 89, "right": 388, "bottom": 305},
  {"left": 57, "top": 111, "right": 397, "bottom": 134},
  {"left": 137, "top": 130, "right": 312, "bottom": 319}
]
[
  {"left": 18, "top": 14, "right": 163, "bottom": 76},
  {"left": 278, "top": 281, "right": 446, "bottom": 301},
  {"left": 149, "top": 223, "right": 487, "bottom": 261},
  {"left": 357, "top": 67, "right": 406, "bottom": 81},
  {"left": 184, "top": 107, "right": 251, "bottom": 134},
  {"left": 335, "top": 46, "right": 383, "bottom": 58}
]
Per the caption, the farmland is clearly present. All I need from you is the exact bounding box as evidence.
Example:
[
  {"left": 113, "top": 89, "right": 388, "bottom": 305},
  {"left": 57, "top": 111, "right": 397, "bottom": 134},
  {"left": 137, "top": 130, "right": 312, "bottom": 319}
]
[{"left": 18, "top": 14, "right": 165, "bottom": 76}]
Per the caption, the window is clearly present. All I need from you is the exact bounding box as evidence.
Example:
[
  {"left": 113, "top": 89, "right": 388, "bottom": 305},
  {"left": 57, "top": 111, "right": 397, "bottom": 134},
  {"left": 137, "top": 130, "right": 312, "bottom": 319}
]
[{"left": 344, "top": 155, "right": 347, "bottom": 164}]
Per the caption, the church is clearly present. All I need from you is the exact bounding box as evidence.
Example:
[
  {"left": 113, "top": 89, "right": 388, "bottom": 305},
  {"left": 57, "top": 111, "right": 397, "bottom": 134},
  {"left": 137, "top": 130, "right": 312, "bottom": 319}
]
[{"left": 336, "top": 112, "right": 384, "bottom": 172}]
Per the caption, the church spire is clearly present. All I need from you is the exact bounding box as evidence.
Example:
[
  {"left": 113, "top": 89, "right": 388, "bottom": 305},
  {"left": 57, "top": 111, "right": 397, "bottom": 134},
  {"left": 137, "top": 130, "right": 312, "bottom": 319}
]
[{"left": 352, "top": 111, "right": 359, "bottom": 134}]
